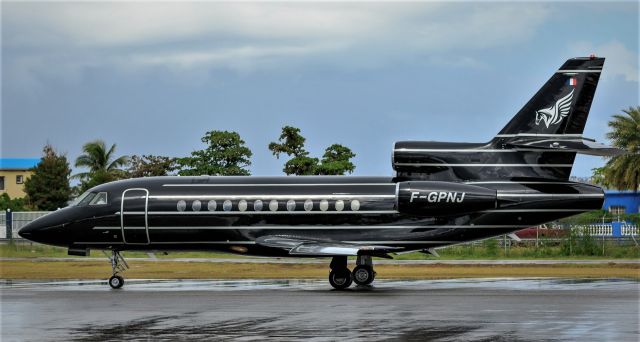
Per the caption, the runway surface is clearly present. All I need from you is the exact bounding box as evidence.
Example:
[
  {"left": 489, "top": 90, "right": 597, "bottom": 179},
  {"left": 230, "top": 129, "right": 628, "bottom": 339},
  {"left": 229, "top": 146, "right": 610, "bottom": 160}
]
[{"left": 1, "top": 278, "right": 638, "bottom": 341}]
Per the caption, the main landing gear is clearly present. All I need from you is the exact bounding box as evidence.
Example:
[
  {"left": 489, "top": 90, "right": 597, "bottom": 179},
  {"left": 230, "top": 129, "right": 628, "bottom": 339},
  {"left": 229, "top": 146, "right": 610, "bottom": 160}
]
[
  {"left": 107, "top": 250, "right": 129, "bottom": 289},
  {"left": 328, "top": 255, "right": 376, "bottom": 290}
]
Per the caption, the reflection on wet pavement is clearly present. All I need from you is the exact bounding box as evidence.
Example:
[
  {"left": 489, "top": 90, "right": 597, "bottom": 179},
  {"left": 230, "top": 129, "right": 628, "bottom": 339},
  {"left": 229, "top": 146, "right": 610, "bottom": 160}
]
[{"left": 1, "top": 278, "right": 638, "bottom": 341}]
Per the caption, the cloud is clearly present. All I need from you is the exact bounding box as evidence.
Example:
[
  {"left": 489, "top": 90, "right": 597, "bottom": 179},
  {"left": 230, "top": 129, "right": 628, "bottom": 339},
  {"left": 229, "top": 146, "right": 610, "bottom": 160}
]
[
  {"left": 568, "top": 41, "right": 639, "bottom": 82},
  {"left": 2, "top": 2, "right": 551, "bottom": 86}
]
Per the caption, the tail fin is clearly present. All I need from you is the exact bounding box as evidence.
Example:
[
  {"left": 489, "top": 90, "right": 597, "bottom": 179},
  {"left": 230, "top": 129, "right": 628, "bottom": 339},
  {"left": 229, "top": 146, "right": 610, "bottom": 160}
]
[
  {"left": 498, "top": 57, "right": 604, "bottom": 137},
  {"left": 393, "top": 57, "right": 612, "bottom": 182}
]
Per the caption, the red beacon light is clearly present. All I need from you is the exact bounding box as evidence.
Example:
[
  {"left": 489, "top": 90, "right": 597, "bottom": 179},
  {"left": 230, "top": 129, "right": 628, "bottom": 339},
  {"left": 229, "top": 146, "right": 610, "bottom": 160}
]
[{"left": 589, "top": 54, "right": 596, "bottom": 59}]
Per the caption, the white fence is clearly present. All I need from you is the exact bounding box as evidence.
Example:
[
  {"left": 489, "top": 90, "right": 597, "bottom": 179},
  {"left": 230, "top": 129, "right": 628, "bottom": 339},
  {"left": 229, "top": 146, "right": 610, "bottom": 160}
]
[
  {"left": 622, "top": 224, "right": 639, "bottom": 236},
  {"left": 574, "top": 224, "right": 612, "bottom": 236},
  {"left": 572, "top": 223, "right": 638, "bottom": 237},
  {"left": 1, "top": 211, "right": 49, "bottom": 239}
]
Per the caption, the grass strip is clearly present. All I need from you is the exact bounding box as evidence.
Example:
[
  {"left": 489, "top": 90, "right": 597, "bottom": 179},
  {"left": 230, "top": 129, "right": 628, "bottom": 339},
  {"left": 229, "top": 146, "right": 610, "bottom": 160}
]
[{"left": 1, "top": 260, "right": 638, "bottom": 280}]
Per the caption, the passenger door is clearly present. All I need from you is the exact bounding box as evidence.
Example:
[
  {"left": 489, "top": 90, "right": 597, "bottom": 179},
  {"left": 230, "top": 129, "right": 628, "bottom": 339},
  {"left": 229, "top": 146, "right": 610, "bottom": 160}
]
[{"left": 120, "top": 188, "right": 150, "bottom": 244}]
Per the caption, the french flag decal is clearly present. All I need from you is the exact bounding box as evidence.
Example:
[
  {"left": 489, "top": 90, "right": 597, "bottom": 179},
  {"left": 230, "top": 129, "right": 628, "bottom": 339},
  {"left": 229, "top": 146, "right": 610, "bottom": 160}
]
[{"left": 568, "top": 77, "right": 577, "bottom": 86}]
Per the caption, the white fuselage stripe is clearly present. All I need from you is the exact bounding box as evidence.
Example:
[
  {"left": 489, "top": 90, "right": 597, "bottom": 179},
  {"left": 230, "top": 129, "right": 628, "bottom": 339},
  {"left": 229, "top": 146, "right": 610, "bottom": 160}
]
[
  {"left": 97, "top": 224, "right": 533, "bottom": 230},
  {"left": 119, "top": 210, "right": 397, "bottom": 215},
  {"left": 163, "top": 183, "right": 396, "bottom": 187},
  {"left": 394, "top": 163, "right": 573, "bottom": 167},
  {"left": 480, "top": 209, "right": 591, "bottom": 213},
  {"left": 497, "top": 193, "right": 602, "bottom": 198},
  {"left": 494, "top": 133, "right": 584, "bottom": 138},
  {"left": 150, "top": 194, "right": 395, "bottom": 200},
  {"left": 556, "top": 69, "right": 601, "bottom": 73},
  {"left": 74, "top": 241, "right": 458, "bottom": 245},
  {"left": 394, "top": 149, "right": 575, "bottom": 153},
  {"left": 465, "top": 181, "right": 576, "bottom": 185}
]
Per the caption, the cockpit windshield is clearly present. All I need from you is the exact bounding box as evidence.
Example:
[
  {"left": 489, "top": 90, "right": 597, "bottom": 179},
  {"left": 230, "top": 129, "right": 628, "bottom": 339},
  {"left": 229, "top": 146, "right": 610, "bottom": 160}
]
[{"left": 71, "top": 191, "right": 108, "bottom": 206}]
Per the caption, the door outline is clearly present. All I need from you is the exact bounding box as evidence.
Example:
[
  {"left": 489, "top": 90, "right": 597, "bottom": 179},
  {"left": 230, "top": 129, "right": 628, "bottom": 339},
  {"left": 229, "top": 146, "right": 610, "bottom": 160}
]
[{"left": 120, "top": 188, "right": 150, "bottom": 244}]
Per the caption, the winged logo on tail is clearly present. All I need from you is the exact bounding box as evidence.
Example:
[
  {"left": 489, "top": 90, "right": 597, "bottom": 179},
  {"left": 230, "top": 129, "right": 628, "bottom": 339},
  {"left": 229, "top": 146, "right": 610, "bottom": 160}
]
[{"left": 535, "top": 88, "right": 574, "bottom": 128}]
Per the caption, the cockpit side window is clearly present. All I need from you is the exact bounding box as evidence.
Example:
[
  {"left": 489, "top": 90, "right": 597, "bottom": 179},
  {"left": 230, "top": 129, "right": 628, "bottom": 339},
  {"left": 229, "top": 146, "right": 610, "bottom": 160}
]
[
  {"left": 77, "top": 192, "right": 97, "bottom": 206},
  {"left": 72, "top": 191, "right": 108, "bottom": 206},
  {"left": 89, "top": 192, "right": 108, "bottom": 205}
]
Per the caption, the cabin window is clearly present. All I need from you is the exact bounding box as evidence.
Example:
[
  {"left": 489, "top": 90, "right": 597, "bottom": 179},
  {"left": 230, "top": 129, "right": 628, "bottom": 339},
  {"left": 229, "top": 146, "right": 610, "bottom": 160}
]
[
  {"left": 177, "top": 200, "right": 186, "bottom": 212},
  {"left": 254, "top": 200, "right": 263, "bottom": 211},
  {"left": 207, "top": 200, "right": 217, "bottom": 211},
  {"left": 335, "top": 200, "right": 344, "bottom": 211},
  {"left": 269, "top": 200, "right": 278, "bottom": 211},
  {"left": 286, "top": 199, "right": 296, "bottom": 211},
  {"left": 223, "top": 200, "right": 232, "bottom": 211},
  {"left": 0, "top": 176, "right": 4, "bottom": 190},
  {"left": 238, "top": 200, "right": 248, "bottom": 212},
  {"left": 192, "top": 200, "right": 202, "bottom": 211},
  {"left": 303, "top": 199, "right": 313, "bottom": 211},
  {"left": 16, "top": 175, "right": 24, "bottom": 184},
  {"left": 351, "top": 200, "right": 360, "bottom": 211},
  {"left": 319, "top": 199, "right": 329, "bottom": 211},
  {"left": 89, "top": 192, "right": 108, "bottom": 205}
]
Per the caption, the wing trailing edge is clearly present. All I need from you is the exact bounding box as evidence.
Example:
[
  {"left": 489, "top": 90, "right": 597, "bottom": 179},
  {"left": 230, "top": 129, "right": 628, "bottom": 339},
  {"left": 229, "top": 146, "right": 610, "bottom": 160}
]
[{"left": 256, "top": 236, "right": 401, "bottom": 258}]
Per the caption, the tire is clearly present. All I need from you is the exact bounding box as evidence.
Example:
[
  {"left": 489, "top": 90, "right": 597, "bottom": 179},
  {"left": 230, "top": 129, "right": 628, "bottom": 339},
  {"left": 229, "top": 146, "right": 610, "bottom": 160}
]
[
  {"left": 329, "top": 268, "right": 352, "bottom": 290},
  {"left": 352, "top": 265, "right": 374, "bottom": 286},
  {"left": 109, "top": 275, "right": 124, "bottom": 289}
]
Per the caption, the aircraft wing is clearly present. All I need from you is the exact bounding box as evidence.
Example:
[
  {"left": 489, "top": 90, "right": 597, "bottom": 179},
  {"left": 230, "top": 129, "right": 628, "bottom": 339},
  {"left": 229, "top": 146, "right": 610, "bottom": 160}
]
[{"left": 256, "top": 235, "right": 401, "bottom": 258}]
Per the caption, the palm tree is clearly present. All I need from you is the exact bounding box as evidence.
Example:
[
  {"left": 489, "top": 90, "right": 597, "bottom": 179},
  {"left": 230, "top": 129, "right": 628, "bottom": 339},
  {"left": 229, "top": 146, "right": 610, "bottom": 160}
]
[
  {"left": 600, "top": 107, "right": 640, "bottom": 190},
  {"left": 73, "top": 140, "right": 129, "bottom": 191}
]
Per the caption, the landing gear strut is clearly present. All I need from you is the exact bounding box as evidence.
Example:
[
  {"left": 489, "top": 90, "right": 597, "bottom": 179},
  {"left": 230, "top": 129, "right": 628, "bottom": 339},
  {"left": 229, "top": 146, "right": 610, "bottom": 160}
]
[{"left": 107, "top": 250, "right": 128, "bottom": 289}]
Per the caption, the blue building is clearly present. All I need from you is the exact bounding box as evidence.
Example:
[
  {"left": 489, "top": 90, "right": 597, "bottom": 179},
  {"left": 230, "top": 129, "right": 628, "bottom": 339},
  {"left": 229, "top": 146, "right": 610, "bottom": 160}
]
[{"left": 603, "top": 190, "right": 640, "bottom": 214}]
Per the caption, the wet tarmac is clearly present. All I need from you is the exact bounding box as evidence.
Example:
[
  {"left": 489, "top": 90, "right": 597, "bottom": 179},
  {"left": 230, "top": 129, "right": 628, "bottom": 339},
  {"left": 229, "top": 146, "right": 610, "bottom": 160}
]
[{"left": 1, "top": 278, "right": 638, "bottom": 341}]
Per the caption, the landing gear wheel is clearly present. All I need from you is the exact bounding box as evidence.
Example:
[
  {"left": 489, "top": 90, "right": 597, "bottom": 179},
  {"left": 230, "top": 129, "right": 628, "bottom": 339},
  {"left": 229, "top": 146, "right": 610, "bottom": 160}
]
[
  {"left": 109, "top": 275, "right": 124, "bottom": 289},
  {"left": 352, "top": 265, "right": 375, "bottom": 286},
  {"left": 329, "top": 269, "right": 352, "bottom": 290}
]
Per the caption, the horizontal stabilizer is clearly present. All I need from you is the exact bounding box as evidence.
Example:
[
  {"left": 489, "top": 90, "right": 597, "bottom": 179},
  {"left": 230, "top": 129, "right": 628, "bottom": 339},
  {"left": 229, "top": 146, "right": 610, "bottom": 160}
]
[
  {"left": 507, "top": 137, "right": 625, "bottom": 157},
  {"left": 256, "top": 236, "right": 400, "bottom": 258}
]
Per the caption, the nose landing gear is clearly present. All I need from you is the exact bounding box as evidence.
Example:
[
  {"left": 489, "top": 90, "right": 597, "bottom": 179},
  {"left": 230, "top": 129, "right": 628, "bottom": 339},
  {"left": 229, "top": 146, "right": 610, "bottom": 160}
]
[{"left": 107, "top": 250, "right": 128, "bottom": 289}]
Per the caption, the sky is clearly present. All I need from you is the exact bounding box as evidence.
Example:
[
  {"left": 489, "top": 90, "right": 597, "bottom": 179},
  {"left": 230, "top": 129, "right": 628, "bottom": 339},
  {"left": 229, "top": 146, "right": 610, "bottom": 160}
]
[{"left": 2, "top": 1, "right": 638, "bottom": 178}]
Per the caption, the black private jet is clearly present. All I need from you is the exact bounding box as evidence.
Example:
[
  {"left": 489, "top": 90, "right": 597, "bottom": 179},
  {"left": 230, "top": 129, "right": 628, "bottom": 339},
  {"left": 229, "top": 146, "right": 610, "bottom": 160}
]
[{"left": 20, "top": 56, "right": 622, "bottom": 290}]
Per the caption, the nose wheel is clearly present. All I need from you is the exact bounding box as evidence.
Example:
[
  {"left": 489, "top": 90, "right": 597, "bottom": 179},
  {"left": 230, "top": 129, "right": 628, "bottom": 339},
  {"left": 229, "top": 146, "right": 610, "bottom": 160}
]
[
  {"left": 109, "top": 275, "right": 124, "bottom": 289},
  {"left": 106, "top": 250, "right": 129, "bottom": 289}
]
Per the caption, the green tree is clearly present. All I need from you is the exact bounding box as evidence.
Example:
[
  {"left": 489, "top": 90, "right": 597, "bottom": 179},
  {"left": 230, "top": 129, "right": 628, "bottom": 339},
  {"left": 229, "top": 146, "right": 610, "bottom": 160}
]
[
  {"left": 178, "top": 130, "right": 252, "bottom": 176},
  {"left": 316, "top": 144, "right": 356, "bottom": 175},
  {"left": 128, "top": 155, "right": 178, "bottom": 178},
  {"left": 268, "top": 126, "right": 356, "bottom": 176},
  {"left": 73, "top": 140, "right": 129, "bottom": 192},
  {"left": 24, "top": 144, "right": 72, "bottom": 210},
  {"left": 268, "top": 126, "right": 318, "bottom": 175},
  {"left": 598, "top": 107, "right": 640, "bottom": 190},
  {"left": 0, "top": 193, "right": 28, "bottom": 211}
]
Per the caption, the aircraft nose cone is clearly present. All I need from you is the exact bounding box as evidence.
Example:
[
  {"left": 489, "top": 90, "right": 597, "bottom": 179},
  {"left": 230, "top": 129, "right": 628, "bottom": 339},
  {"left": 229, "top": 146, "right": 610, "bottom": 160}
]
[
  {"left": 17, "top": 213, "right": 65, "bottom": 245},
  {"left": 18, "top": 219, "right": 44, "bottom": 240},
  {"left": 17, "top": 224, "right": 33, "bottom": 238}
]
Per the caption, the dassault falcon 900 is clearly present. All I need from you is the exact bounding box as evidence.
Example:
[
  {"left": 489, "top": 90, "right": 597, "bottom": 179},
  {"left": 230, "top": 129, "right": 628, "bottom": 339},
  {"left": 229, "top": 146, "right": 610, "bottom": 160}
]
[{"left": 19, "top": 56, "right": 623, "bottom": 290}]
